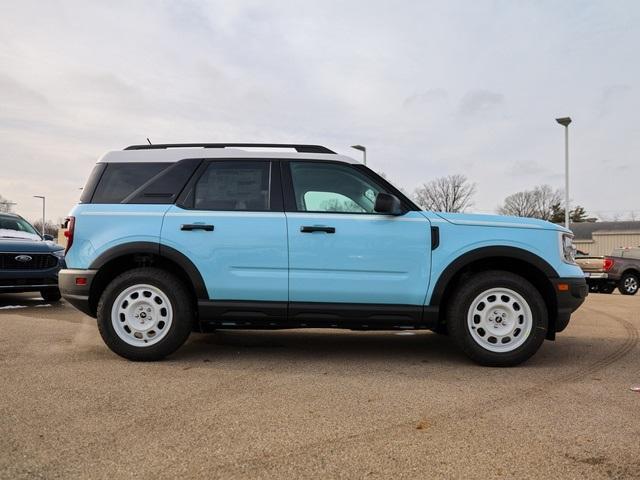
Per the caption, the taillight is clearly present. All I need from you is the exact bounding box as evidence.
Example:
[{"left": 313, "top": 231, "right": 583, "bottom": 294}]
[
  {"left": 64, "top": 216, "right": 75, "bottom": 254},
  {"left": 603, "top": 257, "right": 614, "bottom": 272}
]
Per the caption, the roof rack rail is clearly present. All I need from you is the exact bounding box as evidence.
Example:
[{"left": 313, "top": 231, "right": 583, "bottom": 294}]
[{"left": 124, "top": 143, "right": 336, "bottom": 154}]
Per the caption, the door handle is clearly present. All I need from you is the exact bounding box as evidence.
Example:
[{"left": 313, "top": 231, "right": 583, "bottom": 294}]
[
  {"left": 181, "top": 224, "right": 214, "bottom": 231},
  {"left": 300, "top": 226, "right": 335, "bottom": 234}
]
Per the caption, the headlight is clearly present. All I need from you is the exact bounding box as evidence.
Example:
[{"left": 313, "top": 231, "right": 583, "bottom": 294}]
[
  {"left": 560, "top": 233, "right": 576, "bottom": 264},
  {"left": 52, "top": 250, "right": 65, "bottom": 259}
]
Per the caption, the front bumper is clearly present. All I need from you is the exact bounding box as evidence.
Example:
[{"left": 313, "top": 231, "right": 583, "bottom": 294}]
[
  {"left": 58, "top": 269, "right": 98, "bottom": 316},
  {"left": 0, "top": 265, "right": 62, "bottom": 293},
  {"left": 553, "top": 277, "right": 588, "bottom": 333}
]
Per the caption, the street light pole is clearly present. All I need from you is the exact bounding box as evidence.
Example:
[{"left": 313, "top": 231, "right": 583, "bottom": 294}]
[
  {"left": 33, "top": 195, "right": 45, "bottom": 237},
  {"left": 555, "top": 117, "right": 572, "bottom": 229},
  {"left": 351, "top": 145, "right": 367, "bottom": 166}
]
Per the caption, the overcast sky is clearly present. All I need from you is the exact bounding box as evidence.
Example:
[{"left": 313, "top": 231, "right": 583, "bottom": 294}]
[{"left": 1, "top": 0, "right": 639, "bottom": 223}]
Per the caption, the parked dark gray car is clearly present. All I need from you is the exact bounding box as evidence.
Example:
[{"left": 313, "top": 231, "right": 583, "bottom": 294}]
[
  {"left": 0, "top": 213, "right": 65, "bottom": 301},
  {"left": 577, "top": 247, "right": 640, "bottom": 295}
]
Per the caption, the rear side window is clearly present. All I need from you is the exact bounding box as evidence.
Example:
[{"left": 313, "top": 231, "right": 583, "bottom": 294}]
[
  {"left": 193, "top": 161, "right": 271, "bottom": 211},
  {"left": 79, "top": 164, "right": 107, "bottom": 203},
  {"left": 91, "top": 163, "right": 168, "bottom": 203},
  {"left": 122, "top": 158, "right": 201, "bottom": 204}
]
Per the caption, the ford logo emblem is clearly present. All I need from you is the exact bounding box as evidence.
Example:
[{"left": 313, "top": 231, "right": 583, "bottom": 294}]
[{"left": 14, "top": 255, "right": 32, "bottom": 263}]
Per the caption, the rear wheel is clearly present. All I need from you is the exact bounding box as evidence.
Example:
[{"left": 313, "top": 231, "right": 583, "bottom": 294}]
[
  {"left": 97, "top": 268, "right": 194, "bottom": 361},
  {"left": 446, "top": 270, "right": 548, "bottom": 367},
  {"left": 40, "top": 288, "right": 61, "bottom": 302},
  {"left": 599, "top": 284, "right": 615, "bottom": 294},
  {"left": 618, "top": 272, "right": 639, "bottom": 295}
]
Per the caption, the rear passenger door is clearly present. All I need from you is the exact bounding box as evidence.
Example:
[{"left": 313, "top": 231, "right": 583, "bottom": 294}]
[{"left": 161, "top": 160, "right": 288, "bottom": 304}]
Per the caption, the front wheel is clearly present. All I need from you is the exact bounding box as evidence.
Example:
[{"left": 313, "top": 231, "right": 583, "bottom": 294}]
[
  {"left": 40, "top": 288, "right": 62, "bottom": 302},
  {"left": 446, "top": 271, "right": 548, "bottom": 367},
  {"left": 97, "top": 268, "right": 194, "bottom": 361},
  {"left": 618, "top": 273, "right": 639, "bottom": 295}
]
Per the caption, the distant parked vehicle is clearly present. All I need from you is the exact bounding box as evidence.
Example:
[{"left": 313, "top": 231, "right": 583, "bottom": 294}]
[
  {"left": 0, "top": 213, "right": 65, "bottom": 301},
  {"left": 576, "top": 248, "right": 640, "bottom": 295}
]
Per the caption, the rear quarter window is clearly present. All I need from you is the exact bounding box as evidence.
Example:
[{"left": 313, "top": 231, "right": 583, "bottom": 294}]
[{"left": 90, "top": 163, "right": 168, "bottom": 204}]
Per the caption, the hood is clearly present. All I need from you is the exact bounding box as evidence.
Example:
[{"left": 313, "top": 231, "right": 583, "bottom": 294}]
[
  {"left": 435, "top": 212, "right": 568, "bottom": 233},
  {"left": 0, "top": 236, "right": 64, "bottom": 253}
]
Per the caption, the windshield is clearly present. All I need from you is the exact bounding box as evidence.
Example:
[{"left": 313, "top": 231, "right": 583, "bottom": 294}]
[{"left": 0, "top": 215, "right": 42, "bottom": 240}]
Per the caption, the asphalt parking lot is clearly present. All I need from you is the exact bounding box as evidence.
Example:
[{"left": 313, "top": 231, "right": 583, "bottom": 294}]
[{"left": 1, "top": 292, "right": 639, "bottom": 479}]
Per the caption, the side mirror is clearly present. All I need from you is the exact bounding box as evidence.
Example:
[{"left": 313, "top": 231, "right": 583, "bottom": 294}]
[
  {"left": 43, "top": 234, "right": 54, "bottom": 241},
  {"left": 374, "top": 193, "right": 403, "bottom": 215}
]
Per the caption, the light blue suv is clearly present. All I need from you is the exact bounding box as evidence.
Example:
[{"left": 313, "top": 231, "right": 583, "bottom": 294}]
[{"left": 59, "top": 143, "right": 587, "bottom": 366}]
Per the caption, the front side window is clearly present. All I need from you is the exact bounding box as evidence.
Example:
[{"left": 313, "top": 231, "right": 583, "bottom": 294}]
[
  {"left": 194, "top": 161, "right": 271, "bottom": 211},
  {"left": 289, "top": 162, "right": 387, "bottom": 213}
]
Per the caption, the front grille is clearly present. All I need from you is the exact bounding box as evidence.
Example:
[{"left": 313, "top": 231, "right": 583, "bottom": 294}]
[
  {"left": 0, "top": 277, "right": 57, "bottom": 287},
  {"left": 0, "top": 253, "right": 58, "bottom": 270}
]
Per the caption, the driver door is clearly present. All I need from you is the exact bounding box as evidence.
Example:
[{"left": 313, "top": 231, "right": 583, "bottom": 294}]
[{"left": 283, "top": 161, "right": 431, "bottom": 307}]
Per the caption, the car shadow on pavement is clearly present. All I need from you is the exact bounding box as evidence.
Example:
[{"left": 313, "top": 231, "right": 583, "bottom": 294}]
[
  {"left": 170, "top": 328, "right": 616, "bottom": 373},
  {"left": 0, "top": 292, "right": 50, "bottom": 308},
  {"left": 174, "top": 329, "right": 474, "bottom": 367}
]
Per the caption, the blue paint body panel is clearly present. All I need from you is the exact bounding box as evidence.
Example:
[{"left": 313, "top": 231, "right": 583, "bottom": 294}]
[
  {"left": 65, "top": 203, "right": 583, "bottom": 307},
  {"left": 160, "top": 205, "right": 288, "bottom": 302},
  {"left": 285, "top": 211, "right": 431, "bottom": 304},
  {"left": 422, "top": 211, "right": 584, "bottom": 304},
  {"left": 65, "top": 203, "right": 170, "bottom": 269}
]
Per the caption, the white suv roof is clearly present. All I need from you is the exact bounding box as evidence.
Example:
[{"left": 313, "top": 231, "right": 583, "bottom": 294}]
[{"left": 99, "top": 143, "right": 358, "bottom": 164}]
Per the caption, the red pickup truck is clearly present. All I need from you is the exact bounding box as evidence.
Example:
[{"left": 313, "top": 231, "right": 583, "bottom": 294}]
[{"left": 577, "top": 248, "right": 640, "bottom": 295}]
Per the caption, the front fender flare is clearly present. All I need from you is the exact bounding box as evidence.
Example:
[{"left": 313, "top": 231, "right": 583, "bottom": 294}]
[{"left": 429, "top": 245, "right": 558, "bottom": 306}]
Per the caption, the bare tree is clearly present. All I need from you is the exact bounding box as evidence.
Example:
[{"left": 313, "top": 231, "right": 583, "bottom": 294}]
[
  {"left": 533, "top": 185, "right": 562, "bottom": 221},
  {"left": 0, "top": 194, "right": 14, "bottom": 213},
  {"left": 31, "top": 219, "right": 59, "bottom": 238},
  {"left": 413, "top": 174, "right": 477, "bottom": 212},
  {"left": 498, "top": 185, "right": 562, "bottom": 220},
  {"left": 497, "top": 191, "right": 538, "bottom": 218}
]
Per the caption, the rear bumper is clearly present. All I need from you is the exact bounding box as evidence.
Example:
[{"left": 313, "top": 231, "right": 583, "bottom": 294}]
[
  {"left": 553, "top": 277, "right": 588, "bottom": 333},
  {"left": 59, "top": 269, "right": 97, "bottom": 316},
  {"left": 584, "top": 272, "right": 608, "bottom": 279}
]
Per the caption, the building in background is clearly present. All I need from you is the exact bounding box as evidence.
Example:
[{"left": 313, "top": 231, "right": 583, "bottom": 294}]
[{"left": 571, "top": 221, "right": 640, "bottom": 256}]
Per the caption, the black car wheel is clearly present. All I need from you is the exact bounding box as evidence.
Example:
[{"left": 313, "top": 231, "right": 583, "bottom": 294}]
[
  {"left": 40, "top": 288, "right": 62, "bottom": 302},
  {"left": 619, "top": 272, "right": 639, "bottom": 295},
  {"left": 446, "top": 270, "right": 548, "bottom": 367},
  {"left": 599, "top": 284, "right": 615, "bottom": 294},
  {"left": 97, "top": 267, "right": 194, "bottom": 361}
]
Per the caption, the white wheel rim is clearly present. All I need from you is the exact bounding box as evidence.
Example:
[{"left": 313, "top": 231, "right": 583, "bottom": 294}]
[
  {"left": 467, "top": 287, "right": 533, "bottom": 353},
  {"left": 624, "top": 277, "right": 638, "bottom": 293},
  {"left": 111, "top": 284, "right": 173, "bottom": 347}
]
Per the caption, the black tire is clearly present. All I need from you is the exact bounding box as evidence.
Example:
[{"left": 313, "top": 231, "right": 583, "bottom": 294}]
[
  {"left": 446, "top": 270, "right": 548, "bottom": 367},
  {"left": 97, "top": 268, "right": 194, "bottom": 361},
  {"left": 618, "top": 272, "right": 639, "bottom": 296},
  {"left": 599, "top": 284, "right": 615, "bottom": 294},
  {"left": 40, "top": 288, "right": 62, "bottom": 302}
]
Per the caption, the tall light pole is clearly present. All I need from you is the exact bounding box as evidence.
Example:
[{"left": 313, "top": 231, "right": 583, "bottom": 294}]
[
  {"left": 33, "top": 195, "right": 45, "bottom": 237},
  {"left": 351, "top": 145, "right": 367, "bottom": 165},
  {"left": 555, "top": 117, "right": 572, "bottom": 229}
]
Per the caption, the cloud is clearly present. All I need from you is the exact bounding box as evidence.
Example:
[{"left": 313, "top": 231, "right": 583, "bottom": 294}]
[
  {"left": 598, "top": 84, "right": 632, "bottom": 117},
  {"left": 403, "top": 89, "right": 448, "bottom": 108},
  {"left": 0, "top": 74, "right": 48, "bottom": 107},
  {"left": 0, "top": 0, "right": 639, "bottom": 221},
  {"left": 507, "top": 160, "right": 546, "bottom": 176},
  {"left": 458, "top": 90, "right": 504, "bottom": 116}
]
